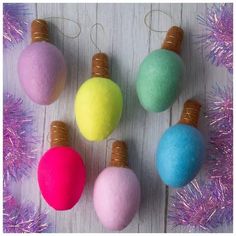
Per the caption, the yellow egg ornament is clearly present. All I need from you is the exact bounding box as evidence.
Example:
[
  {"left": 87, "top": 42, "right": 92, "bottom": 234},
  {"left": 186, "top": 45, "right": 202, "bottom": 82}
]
[{"left": 74, "top": 53, "right": 123, "bottom": 141}]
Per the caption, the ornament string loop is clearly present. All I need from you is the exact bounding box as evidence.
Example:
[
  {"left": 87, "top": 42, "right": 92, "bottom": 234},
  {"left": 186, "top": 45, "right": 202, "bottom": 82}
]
[
  {"left": 43, "top": 16, "right": 81, "bottom": 39},
  {"left": 144, "top": 9, "right": 177, "bottom": 33},
  {"left": 90, "top": 22, "right": 105, "bottom": 52}
]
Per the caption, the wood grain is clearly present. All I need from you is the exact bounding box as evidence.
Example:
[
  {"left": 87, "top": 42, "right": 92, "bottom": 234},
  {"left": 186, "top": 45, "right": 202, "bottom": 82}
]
[{"left": 3, "top": 3, "right": 232, "bottom": 233}]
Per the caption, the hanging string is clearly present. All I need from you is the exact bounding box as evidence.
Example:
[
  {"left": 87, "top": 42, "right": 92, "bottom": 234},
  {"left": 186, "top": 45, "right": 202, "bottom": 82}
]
[
  {"left": 43, "top": 16, "right": 81, "bottom": 39},
  {"left": 144, "top": 9, "right": 176, "bottom": 33},
  {"left": 90, "top": 22, "right": 105, "bottom": 52}
]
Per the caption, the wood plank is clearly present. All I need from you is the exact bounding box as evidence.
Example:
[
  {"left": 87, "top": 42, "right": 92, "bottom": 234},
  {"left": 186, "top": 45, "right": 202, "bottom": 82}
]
[
  {"left": 36, "top": 3, "right": 98, "bottom": 233},
  {"left": 3, "top": 3, "right": 232, "bottom": 233},
  {"left": 143, "top": 3, "right": 183, "bottom": 233},
  {"left": 3, "top": 1, "right": 44, "bottom": 221},
  {"left": 166, "top": 3, "right": 233, "bottom": 233}
]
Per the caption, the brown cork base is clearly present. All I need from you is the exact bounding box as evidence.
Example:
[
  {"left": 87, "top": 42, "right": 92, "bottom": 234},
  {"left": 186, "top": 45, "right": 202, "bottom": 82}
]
[
  {"left": 110, "top": 140, "right": 128, "bottom": 168},
  {"left": 91, "top": 53, "right": 109, "bottom": 78},
  {"left": 31, "top": 19, "right": 49, "bottom": 43},
  {"left": 50, "top": 121, "right": 69, "bottom": 147},
  {"left": 179, "top": 99, "right": 201, "bottom": 128},
  {"left": 161, "top": 26, "right": 184, "bottom": 54}
]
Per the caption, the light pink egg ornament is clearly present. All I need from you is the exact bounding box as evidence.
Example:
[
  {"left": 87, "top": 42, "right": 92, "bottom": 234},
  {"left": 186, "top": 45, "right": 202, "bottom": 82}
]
[
  {"left": 93, "top": 140, "right": 141, "bottom": 231},
  {"left": 18, "top": 19, "right": 67, "bottom": 105}
]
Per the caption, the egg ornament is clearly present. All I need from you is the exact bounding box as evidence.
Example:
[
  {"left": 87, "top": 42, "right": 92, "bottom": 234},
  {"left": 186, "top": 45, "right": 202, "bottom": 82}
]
[
  {"left": 74, "top": 53, "right": 123, "bottom": 141},
  {"left": 37, "top": 121, "right": 86, "bottom": 210},
  {"left": 156, "top": 100, "right": 205, "bottom": 187},
  {"left": 93, "top": 140, "right": 141, "bottom": 231},
  {"left": 18, "top": 19, "right": 67, "bottom": 105},
  {"left": 136, "top": 26, "right": 184, "bottom": 112}
]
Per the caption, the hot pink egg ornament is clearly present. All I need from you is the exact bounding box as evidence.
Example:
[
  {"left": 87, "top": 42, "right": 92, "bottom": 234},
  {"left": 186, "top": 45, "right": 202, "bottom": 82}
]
[
  {"left": 38, "top": 121, "right": 86, "bottom": 211},
  {"left": 93, "top": 141, "right": 141, "bottom": 231},
  {"left": 18, "top": 19, "right": 67, "bottom": 105}
]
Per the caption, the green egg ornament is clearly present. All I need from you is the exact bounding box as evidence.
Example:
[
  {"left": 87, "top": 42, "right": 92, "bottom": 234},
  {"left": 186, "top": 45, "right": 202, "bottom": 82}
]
[
  {"left": 74, "top": 53, "right": 123, "bottom": 141},
  {"left": 136, "top": 26, "right": 184, "bottom": 112}
]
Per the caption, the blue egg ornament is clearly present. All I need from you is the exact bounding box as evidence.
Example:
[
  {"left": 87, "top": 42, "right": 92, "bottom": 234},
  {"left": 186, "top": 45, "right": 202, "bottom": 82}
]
[{"left": 156, "top": 100, "right": 205, "bottom": 187}]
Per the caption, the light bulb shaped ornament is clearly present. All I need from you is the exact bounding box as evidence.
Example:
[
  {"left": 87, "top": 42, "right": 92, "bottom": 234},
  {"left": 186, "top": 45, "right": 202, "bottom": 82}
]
[
  {"left": 93, "top": 141, "right": 141, "bottom": 231},
  {"left": 156, "top": 100, "right": 205, "bottom": 187},
  {"left": 37, "top": 121, "right": 86, "bottom": 210},
  {"left": 136, "top": 26, "right": 184, "bottom": 112},
  {"left": 18, "top": 19, "right": 67, "bottom": 105},
  {"left": 74, "top": 53, "right": 123, "bottom": 141}
]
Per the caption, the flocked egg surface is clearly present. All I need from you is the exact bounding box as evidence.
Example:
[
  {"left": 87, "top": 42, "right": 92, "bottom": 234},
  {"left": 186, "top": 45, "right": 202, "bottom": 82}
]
[
  {"left": 93, "top": 167, "right": 141, "bottom": 231},
  {"left": 38, "top": 146, "right": 86, "bottom": 210},
  {"left": 136, "top": 49, "right": 184, "bottom": 112},
  {"left": 74, "top": 77, "right": 123, "bottom": 141},
  {"left": 18, "top": 41, "right": 67, "bottom": 105},
  {"left": 156, "top": 124, "right": 205, "bottom": 188}
]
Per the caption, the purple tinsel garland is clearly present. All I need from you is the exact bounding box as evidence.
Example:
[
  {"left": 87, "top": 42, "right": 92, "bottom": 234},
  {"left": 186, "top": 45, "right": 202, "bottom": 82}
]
[
  {"left": 169, "top": 179, "right": 232, "bottom": 231},
  {"left": 207, "top": 85, "right": 233, "bottom": 183},
  {"left": 3, "top": 3, "right": 29, "bottom": 48},
  {"left": 3, "top": 93, "right": 50, "bottom": 232},
  {"left": 197, "top": 3, "right": 233, "bottom": 73},
  {"left": 3, "top": 93, "right": 37, "bottom": 185},
  {"left": 168, "top": 85, "right": 233, "bottom": 231},
  {"left": 3, "top": 188, "right": 49, "bottom": 233}
]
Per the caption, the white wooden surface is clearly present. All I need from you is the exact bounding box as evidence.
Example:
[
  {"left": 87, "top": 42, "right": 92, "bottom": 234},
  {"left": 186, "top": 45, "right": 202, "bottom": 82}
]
[{"left": 4, "top": 3, "right": 233, "bottom": 233}]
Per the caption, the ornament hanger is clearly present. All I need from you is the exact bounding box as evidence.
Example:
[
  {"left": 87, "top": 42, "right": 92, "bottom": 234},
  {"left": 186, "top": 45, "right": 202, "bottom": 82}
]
[
  {"left": 43, "top": 16, "right": 81, "bottom": 39},
  {"left": 46, "top": 122, "right": 86, "bottom": 151},
  {"left": 90, "top": 22, "right": 105, "bottom": 52},
  {"left": 144, "top": 9, "right": 178, "bottom": 33}
]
